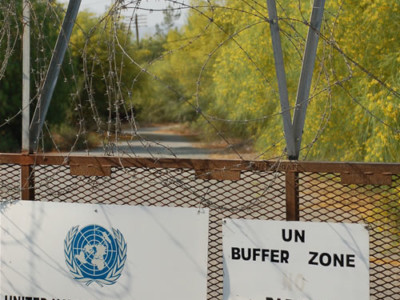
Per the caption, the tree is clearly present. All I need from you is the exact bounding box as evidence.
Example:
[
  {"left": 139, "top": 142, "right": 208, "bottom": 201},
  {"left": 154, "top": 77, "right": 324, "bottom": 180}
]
[
  {"left": 148, "top": 0, "right": 400, "bottom": 161},
  {"left": 139, "top": 1, "right": 226, "bottom": 125},
  {"left": 0, "top": 0, "right": 75, "bottom": 152},
  {"left": 155, "top": 4, "right": 181, "bottom": 37},
  {"left": 70, "top": 8, "right": 149, "bottom": 137}
]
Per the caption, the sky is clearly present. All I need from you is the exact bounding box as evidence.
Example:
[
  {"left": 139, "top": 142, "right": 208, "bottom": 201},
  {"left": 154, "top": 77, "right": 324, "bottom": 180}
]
[{"left": 58, "top": 0, "right": 189, "bottom": 36}]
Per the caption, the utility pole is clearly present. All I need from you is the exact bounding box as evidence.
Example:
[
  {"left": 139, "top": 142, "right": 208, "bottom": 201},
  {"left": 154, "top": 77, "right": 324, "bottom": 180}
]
[
  {"left": 135, "top": 14, "right": 140, "bottom": 47},
  {"left": 29, "top": 0, "right": 82, "bottom": 153},
  {"left": 131, "top": 14, "right": 146, "bottom": 47}
]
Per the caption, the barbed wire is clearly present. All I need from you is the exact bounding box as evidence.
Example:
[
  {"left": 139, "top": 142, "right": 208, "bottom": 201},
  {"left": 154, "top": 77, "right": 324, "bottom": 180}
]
[
  {"left": 0, "top": 1, "right": 398, "bottom": 256},
  {"left": 0, "top": 1, "right": 20, "bottom": 81},
  {"left": 0, "top": 5, "right": 399, "bottom": 300},
  {"left": 0, "top": 0, "right": 398, "bottom": 163}
]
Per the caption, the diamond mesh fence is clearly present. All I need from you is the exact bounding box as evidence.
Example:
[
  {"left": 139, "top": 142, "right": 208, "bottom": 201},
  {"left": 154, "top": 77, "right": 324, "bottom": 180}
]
[
  {"left": 0, "top": 164, "right": 20, "bottom": 200},
  {"left": 0, "top": 156, "right": 399, "bottom": 299},
  {"left": 300, "top": 172, "right": 400, "bottom": 300}
]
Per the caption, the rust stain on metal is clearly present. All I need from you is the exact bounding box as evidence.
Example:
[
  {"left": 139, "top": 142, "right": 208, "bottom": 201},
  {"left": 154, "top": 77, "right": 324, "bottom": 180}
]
[
  {"left": 341, "top": 172, "right": 392, "bottom": 186},
  {"left": 195, "top": 169, "right": 241, "bottom": 181},
  {"left": 70, "top": 164, "right": 111, "bottom": 177}
]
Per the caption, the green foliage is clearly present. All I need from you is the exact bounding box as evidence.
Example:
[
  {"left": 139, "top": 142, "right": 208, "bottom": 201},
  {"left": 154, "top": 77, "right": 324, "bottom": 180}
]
[
  {"left": 1, "top": 0, "right": 399, "bottom": 160},
  {"left": 47, "top": 123, "right": 99, "bottom": 151},
  {"left": 71, "top": 10, "right": 134, "bottom": 128},
  {"left": 139, "top": 1, "right": 226, "bottom": 126},
  {"left": 302, "top": 0, "right": 400, "bottom": 162},
  {"left": 0, "top": 0, "right": 76, "bottom": 152},
  {"left": 141, "top": 0, "right": 400, "bottom": 162},
  {"left": 155, "top": 4, "right": 182, "bottom": 37}
]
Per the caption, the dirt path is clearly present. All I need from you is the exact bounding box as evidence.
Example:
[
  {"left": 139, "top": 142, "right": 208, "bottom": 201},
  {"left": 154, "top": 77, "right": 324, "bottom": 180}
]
[{"left": 83, "top": 124, "right": 223, "bottom": 159}]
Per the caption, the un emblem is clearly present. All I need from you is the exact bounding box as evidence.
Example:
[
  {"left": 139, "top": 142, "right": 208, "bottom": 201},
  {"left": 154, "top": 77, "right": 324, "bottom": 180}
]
[{"left": 64, "top": 225, "right": 127, "bottom": 286}]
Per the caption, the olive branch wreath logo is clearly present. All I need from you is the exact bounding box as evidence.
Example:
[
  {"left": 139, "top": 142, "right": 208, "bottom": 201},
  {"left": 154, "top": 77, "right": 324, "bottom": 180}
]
[{"left": 64, "top": 225, "right": 127, "bottom": 286}]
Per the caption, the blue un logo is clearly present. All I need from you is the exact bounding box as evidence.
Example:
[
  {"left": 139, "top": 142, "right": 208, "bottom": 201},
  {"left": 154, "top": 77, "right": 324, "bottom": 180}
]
[{"left": 64, "top": 225, "right": 127, "bottom": 286}]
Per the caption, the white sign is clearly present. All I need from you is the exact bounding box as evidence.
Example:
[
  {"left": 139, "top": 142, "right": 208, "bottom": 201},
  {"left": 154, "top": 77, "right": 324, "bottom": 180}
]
[
  {"left": 223, "top": 219, "right": 369, "bottom": 300},
  {"left": 0, "top": 200, "right": 209, "bottom": 300}
]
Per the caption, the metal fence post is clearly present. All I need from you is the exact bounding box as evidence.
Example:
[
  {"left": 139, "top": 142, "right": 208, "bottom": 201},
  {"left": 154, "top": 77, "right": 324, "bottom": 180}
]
[
  {"left": 292, "top": 0, "right": 326, "bottom": 157},
  {"left": 266, "top": 0, "right": 296, "bottom": 159},
  {"left": 30, "top": 0, "right": 82, "bottom": 152},
  {"left": 285, "top": 170, "right": 299, "bottom": 221},
  {"left": 21, "top": 0, "right": 34, "bottom": 201},
  {"left": 22, "top": 0, "right": 30, "bottom": 153},
  {"left": 21, "top": 164, "right": 34, "bottom": 200}
]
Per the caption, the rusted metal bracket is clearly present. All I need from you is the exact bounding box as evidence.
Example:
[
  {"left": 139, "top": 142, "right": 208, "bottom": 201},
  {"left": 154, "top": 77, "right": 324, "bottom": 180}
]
[{"left": 341, "top": 171, "right": 392, "bottom": 186}]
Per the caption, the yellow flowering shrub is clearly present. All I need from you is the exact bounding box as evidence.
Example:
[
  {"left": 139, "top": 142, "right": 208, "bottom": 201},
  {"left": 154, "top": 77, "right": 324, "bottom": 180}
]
[{"left": 153, "top": 0, "right": 400, "bottom": 161}]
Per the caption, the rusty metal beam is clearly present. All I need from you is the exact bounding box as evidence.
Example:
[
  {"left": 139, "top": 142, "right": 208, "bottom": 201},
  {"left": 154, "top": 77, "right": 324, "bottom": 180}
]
[
  {"left": 195, "top": 169, "right": 241, "bottom": 181},
  {"left": 70, "top": 164, "right": 111, "bottom": 177},
  {"left": 21, "top": 164, "right": 34, "bottom": 200},
  {"left": 285, "top": 171, "right": 299, "bottom": 221},
  {"left": 341, "top": 172, "right": 392, "bottom": 186},
  {"left": 1, "top": 154, "right": 400, "bottom": 177}
]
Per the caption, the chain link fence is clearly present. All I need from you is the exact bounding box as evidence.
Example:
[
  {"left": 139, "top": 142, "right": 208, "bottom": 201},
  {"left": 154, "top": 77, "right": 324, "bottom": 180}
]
[{"left": 0, "top": 154, "right": 399, "bottom": 299}]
